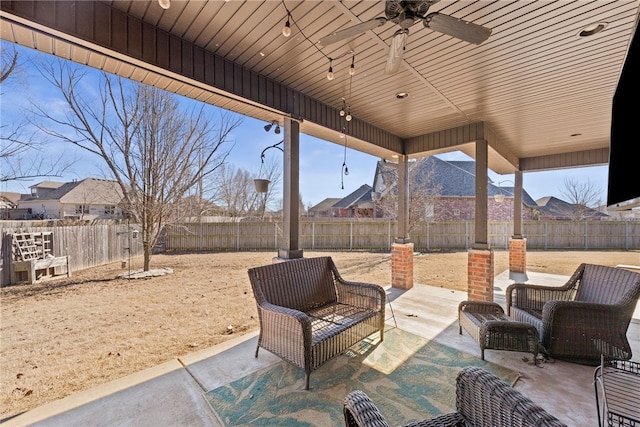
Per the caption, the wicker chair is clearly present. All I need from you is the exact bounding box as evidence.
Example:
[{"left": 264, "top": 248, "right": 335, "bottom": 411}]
[
  {"left": 248, "top": 256, "right": 385, "bottom": 390},
  {"left": 343, "top": 366, "right": 567, "bottom": 427},
  {"left": 506, "top": 263, "right": 640, "bottom": 364}
]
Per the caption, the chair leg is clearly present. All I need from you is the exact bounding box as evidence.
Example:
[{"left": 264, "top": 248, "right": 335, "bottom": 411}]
[
  {"left": 255, "top": 344, "right": 260, "bottom": 358},
  {"left": 305, "top": 373, "right": 310, "bottom": 390}
]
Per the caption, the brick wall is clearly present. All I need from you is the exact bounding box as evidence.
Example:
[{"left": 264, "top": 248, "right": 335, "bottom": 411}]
[
  {"left": 434, "top": 197, "right": 533, "bottom": 222},
  {"left": 391, "top": 242, "right": 413, "bottom": 289},
  {"left": 467, "top": 248, "right": 494, "bottom": 301},
  {"left": 509, "top": 237, "right": 527, "bottom": 274}
]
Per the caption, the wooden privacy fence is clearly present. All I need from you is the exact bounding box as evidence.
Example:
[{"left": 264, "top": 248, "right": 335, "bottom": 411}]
[
  {"left": 2, "top": 220, "right": 637, "bottom": 284},
  {"left": 1, "top": 222, "right": 143, "bottom": 285},
  {"left": 164, "top": 220, "right": 640, "bottom": 252}
]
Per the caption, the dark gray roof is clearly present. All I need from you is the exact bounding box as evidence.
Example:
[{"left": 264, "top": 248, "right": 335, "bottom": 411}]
[
  {"left": 376, "top": 157, "right": 538, "bottom": 206},
  {"left": 535, "top": 196, "right": 608, "bottom": 219},
  {"left": 309, "top": 198, "right": 341, "bottom": 212},
  {"left": 332, "top": 184, "right": 372, "bottom": 208}
]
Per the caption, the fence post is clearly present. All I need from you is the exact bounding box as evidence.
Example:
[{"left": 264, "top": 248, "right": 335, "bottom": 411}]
[
  {"left": 426, "top": 222, "right": 430, "bottom": 250},
  {"left": 388, "top": 221, "right": 391, "bottom": 250},
  {"left": 584, "top": 221, "right": 588, "bottom": 250},
  {"left": 625, "top": 221, "right": 629, "bottom": 250},
  {"left": 274, "top": 223, "right": 278, "bottom": 250},
  {"left": 350, "top": 222, "right": 353, "bottom": 250},
  {"left": 236, "top": 222, "right": 240, "bottom": 251},
  {"left": 544, "top": 222, "right": 548, "bottom": 250},
  {"left": 465, "top": 221, "right": 469, "bottom": 250},
  {"left": 312, "top": 222, "right": 315, "bottom": 250}
]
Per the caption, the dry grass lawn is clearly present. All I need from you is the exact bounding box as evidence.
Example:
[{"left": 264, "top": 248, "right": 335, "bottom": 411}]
[{"left": 1, "top": 249, "right": 639, "bottom": 420}]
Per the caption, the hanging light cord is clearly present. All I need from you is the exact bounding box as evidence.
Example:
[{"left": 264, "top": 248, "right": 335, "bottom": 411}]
[
  {"left": 281, "top": 1, "right": 355, "bottom": 74},
  {"left": 341, "top": 72, "right": 354, "bottom": 189}
]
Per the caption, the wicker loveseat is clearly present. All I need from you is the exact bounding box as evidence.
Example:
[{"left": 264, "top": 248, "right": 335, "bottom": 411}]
[
  {"left": 506, "top": 263, "right": 640, "bottom": 364},
  {"left": 343, "top": 366, "right": 566, "bottom": 427},
  {"left": 247, "top": 256, "right": 385, "bottom": 390}
]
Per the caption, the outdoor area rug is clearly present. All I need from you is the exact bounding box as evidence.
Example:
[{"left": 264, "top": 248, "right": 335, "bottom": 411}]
[{"left": 204, "top": 328, "right": 519, "bottom": 426}]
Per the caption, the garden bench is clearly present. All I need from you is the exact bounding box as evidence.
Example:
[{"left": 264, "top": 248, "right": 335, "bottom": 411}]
[{"left": 248, "top": 256, "right": 385, "bottom": 390}]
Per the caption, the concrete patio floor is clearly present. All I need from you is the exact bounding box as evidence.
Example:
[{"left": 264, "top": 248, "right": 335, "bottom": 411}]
[{"left": 4, "top": 270, "right": 639, "bottom": 427}]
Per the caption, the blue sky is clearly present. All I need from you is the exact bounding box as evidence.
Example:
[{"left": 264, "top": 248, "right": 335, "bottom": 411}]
[{"left": 1, "top": 42, "right": 609, "bottom": 208}]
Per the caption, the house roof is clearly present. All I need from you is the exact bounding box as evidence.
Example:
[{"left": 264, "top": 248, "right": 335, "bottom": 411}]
[
  {"left": 29, "top": 181, "right": 66, "bottom": 190},
  {"left": 0, "top": 192, "right": 21, "bottom": 204},
  {"left": 332, "top": 184, "right": 372, "bottom": 209},
  {"left": 375, "top": 156, "right": 538, "bottom": 206},
  {"left": 19, "top": 178, "right": 124, "bottom": 205},
  {"left": 536, "top": 196, "right": 608, "bottom": 219},
  {"left": 309, "top": 198, "right": 342, "bottom": 212}
]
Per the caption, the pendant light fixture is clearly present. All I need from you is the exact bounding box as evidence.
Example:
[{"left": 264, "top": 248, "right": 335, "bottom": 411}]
[
  {"left": 282, "top": 12, "right": 292, "bottom": 37},
  {"left": 326, "top": 58, "right": 334, "bottom": 81}
]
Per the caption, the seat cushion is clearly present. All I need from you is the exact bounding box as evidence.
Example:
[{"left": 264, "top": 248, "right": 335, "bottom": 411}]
[{"left": 509, "top": 306, "right": 543, "bottom": 339}]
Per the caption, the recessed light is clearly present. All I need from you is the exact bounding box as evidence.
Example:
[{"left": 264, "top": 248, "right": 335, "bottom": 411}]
[
  {"left": 395, "top": 92, "right": 409, "bottom": 99},
  {"left": 578, "top": 22, "right": 607, "bottom": 37}
]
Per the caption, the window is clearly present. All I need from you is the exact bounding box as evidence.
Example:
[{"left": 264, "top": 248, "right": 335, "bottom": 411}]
[
  {"left": 425, "top": 203, "right": 435, "bottom": 219},
  {"left": 75, "top": 205, "right": 89, "bottom": 214},
  {"left": 104, "top": 205, "right": 115, "bottom": 215},
  {"left": 453, "top": 209, "right": 460, "bottom": 217}
]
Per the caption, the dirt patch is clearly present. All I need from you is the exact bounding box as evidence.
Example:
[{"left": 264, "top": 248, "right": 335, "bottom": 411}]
[{"left": 1, "top": 249, "right": 638, "bottom": 419}]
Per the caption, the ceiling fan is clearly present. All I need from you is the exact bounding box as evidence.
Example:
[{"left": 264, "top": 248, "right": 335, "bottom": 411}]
[{"left": 319, "top": 0, "right": 492, "bottom": 74}]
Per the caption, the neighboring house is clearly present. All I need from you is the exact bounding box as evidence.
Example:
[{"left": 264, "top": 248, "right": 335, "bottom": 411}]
[
  {"left": 536, "top": 196, "right": 608, "bottom": 220},
  {"left": 308, "top": 198, "right": 341, "bottom": 217},
  {"left": 371, "top": 156, "right": 538, "bottom": 221},
  {"left": 331, "top": 185, "right": 374, "bottom": 218},
  {"left": 317, "top": 156, "right": 604, "bottom": 222},
  {"left": 17, "top": 178, "right": 125, "bottom": 220}
]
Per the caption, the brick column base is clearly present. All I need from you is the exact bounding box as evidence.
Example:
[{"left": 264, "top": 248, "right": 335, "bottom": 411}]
[
  {"left": 467, "top": 248, "right": 494, "bottom": 301},
  {"left": 508, "top": 237, "right": 528, "bottom": 282},
  {"left": 391, "top": 243, "right": 413, "bottom": 290}
]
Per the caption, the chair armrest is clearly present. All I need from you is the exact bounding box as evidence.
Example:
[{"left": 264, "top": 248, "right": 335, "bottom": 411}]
[
  {"left": 506, "top": 283, "right": 574, "bottom": 315},
  {"left": 344, "top": 390, "right": 390, "bottom": 427},
  {"left": 257, "top": 302, "right": 313, "bottom": 352},
  {"left": 542, "top": 300, "right": 633, "bottom": 360},
  {"left": 336, "top": 279, "right": 386, "bottom": 311},
  {"left": 459, "top": 300, "right": 504, "bottom": 315}
]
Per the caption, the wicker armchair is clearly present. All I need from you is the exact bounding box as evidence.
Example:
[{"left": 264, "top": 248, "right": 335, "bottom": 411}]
[
  {"left": 248, "top": 256, "right": 385, "bottom": 390},
  {"left": 343, "top": 366, "right": 567, "bottom": 427},
  {"left": 506, "top": 263, "right": 640, "bottom": 364}
]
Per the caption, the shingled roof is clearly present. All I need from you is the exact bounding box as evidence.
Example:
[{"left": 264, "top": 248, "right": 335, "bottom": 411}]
[
  {"left": 374, "top": 156, "right": 538, "bottom": 206},
  {"left": 332, "top": 184, "right": 372, "bottom": 209}
]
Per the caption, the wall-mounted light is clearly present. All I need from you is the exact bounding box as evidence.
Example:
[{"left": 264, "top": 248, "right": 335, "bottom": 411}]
[
  {"left": 158, "top": 0, "right": 171, "bottom": 9},
  {"left": 282, "top": 13, "right": 292, "bottom": 37},
  {"left": 349, "top": 56, "right": 355, "bottom": 76},
  {"left": 264, "top": 120, "right": 281, "bottom": 134}
]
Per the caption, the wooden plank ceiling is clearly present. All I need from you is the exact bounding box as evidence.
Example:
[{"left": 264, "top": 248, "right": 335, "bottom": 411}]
[{"left": 1, "top": 0, "right": 638, "bottom": 173}]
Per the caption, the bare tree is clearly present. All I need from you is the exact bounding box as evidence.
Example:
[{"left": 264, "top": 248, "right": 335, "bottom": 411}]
[
  {"left": 560, "top": 177, "right": 603, "bottom": 219},
  {"left": 209, "top": 156, "right": 281, "bottom": 220},
  {"left": 1, "top": 44, "right": 71, "bottom": 183},
  {"left": 31, "top": 59, "right": 242, "bottom": 270},
  {"left": 374, "top": 159, "right": 441, "bottom": 235},
  {"left": 1, "top": 44, "right": 19, "bottom": 84}
]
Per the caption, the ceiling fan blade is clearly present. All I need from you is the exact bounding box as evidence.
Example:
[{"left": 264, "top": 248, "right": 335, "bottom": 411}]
[
  {"left": 385, "top": 30, "right": 408, "bottom": 74},
  {"left": 319, "top": 17, "right": 387, "bottom": 47},
  {"left": 424, "top": 13, "right": 492, "bottom": 45}
]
